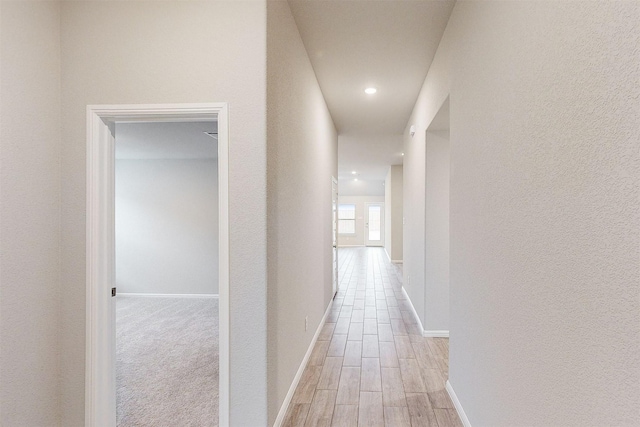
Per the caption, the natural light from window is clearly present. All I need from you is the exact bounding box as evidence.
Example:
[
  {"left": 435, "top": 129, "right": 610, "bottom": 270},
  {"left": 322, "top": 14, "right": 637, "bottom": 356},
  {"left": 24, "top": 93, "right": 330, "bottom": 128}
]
[
  {"left": 338, "top": 204, "right": 356, "bottom": 234},
  {"left": 368, "top": 205, "right": 381, "bottom": 241}
]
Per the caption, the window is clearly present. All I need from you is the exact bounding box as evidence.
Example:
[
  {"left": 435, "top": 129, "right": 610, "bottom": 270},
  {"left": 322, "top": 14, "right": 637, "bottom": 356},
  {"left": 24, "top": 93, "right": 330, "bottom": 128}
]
[{"left": 338, "top": 204, "right": 356, "bottom": 234}]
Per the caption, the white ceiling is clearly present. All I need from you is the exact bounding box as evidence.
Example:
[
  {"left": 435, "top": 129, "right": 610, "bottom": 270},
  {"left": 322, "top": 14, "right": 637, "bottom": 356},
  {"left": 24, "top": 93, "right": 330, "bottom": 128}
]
[
  {"left": 115, "top": 121, "right": 218, "bottom": 160},
  {"left": 338, "top": 134, "right": 403, "bottom": 196},
  {"left": 288, "top": 0, "right": 455, "bottom": 194}
]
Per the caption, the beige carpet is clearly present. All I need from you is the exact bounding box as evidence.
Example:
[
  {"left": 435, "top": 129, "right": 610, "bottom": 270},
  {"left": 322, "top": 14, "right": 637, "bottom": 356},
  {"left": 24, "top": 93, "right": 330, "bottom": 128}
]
[{"left": 116, "top": 296, "right": 219, "bottom": 426}]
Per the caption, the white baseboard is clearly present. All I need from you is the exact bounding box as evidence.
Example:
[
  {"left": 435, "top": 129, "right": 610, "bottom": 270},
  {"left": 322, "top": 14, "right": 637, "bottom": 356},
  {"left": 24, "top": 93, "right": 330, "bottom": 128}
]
[
  {"left": 400, "top": 288, "right": 449, "bottom": 338},
  {"left": 338, "top": 245, "right": 364, "bottom": 247},
  {"left": 423, "top": 330, "right": 449, "bottom": 337},
  {"left": 118, "top": 293, "right": 219, "bottom": 298},
  {"left": 384, "top": 247, "right": 403, "bottom": 264},
  {"left": 446, "top": 380, "right": 472, "bottom": 427},
  {"left": 401, "top": 286, "right": 425, "bottom": 333},
  {"left": 273, "top": 299, "right": 334, "bottom": 427}
]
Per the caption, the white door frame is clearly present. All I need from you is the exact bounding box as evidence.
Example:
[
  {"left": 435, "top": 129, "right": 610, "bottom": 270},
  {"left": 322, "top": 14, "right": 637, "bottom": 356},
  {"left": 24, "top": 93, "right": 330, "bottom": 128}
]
[
  {"left": 85, "top": 103, "right": 230, "bottom": 426},
  {"left": 332, "top": 177, "right": 338, "bottom": 296},
  {"left": 364, "top": 202, "right": 385, "bottom": 247}
]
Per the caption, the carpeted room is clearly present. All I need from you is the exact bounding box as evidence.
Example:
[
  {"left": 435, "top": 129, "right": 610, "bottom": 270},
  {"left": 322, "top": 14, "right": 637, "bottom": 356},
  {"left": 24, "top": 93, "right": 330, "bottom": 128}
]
[{"left": 114, "top": 121, "right": 220, "bottom": 426}]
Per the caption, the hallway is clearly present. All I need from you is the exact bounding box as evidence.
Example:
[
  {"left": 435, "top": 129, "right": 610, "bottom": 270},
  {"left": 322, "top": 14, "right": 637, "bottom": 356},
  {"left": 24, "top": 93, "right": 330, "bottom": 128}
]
[{"left": 283, "top": 248, "right": 462, "bottom": 427}]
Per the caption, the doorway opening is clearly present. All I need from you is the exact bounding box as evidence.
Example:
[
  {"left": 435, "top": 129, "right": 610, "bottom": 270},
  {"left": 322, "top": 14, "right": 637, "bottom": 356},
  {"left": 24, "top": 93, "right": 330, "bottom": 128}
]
[
  {"left": 423, "top": 95, "right": 450, "bottom": 337},
  {"left": 114, "top": 121, "right": 218, "bottom": 425},
  {"left": 86, "top": 104, "right": 229, "bottom": 427},
  {"left": 332, "top": 177, "right": 339, "bottom": 296},
  {"left": 365, "top": 202, "right": 385, "bottom": 247}
]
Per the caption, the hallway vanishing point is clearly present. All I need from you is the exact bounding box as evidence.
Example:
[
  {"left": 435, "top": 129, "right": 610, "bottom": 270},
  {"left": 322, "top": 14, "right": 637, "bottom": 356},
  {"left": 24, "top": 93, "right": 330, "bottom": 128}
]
[{"left": 283, "top": 247, "right": 462, "bottom": 427}]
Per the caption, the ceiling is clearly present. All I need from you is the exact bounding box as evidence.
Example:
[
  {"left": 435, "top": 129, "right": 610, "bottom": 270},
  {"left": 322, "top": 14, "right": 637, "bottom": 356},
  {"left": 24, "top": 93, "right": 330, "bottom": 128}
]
[
  {"left": 338, "top": 134, "right": 403, "bottom": 196},
  {"left": 115, "top": 121, "right": 218, "bottom": 160},
  {"left": 288, "top": 0, "right": 455, "bottom": 195}
]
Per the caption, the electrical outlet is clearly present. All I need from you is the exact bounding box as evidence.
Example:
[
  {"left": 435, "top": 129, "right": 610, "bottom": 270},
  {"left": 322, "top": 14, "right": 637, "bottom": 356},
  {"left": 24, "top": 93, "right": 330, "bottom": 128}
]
[
  {"left": 407, "top": 275, "right": 411, "bottom": 285},
  {"left": 305, "top": 316, "right": 308, "bottom": 332}
]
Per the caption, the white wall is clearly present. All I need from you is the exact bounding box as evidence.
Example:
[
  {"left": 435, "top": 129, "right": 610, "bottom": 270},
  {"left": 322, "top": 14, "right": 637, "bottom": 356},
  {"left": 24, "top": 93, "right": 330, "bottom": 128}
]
[
  {"left": 60, "top": 1, "right": 267, "bottom": 425},
  {"left": 391, "top": 167, "right": 403, "bottom": 261},
  {"left": 337, "top": 196, "right": 385, "bottom": 247},
  {"left": 384, "top": 165, "right": 403, "bottom": 262},
  {"left": 424, "top": 130, "right": 449, "bottom": 332},
  {"left": 266, "top": 1, "right": 338, "bottom": 423},
  {"left": 116, "top": 159, "right": 218, "bottom": 295},
  {"left": 405, "top": 1, "right": 639, "bottom": 425},
  {"left": 385, "top": 171, "right": 392, "bottom": 258},
  {"left": 0, "top": 1, "right": 61, "bottom": 424}
]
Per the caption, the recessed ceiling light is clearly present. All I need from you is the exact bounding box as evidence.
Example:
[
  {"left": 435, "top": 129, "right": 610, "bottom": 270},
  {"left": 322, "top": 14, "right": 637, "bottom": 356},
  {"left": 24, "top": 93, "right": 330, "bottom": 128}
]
[
  {"left": 401, "top": 152, "right": 405, "bottom": 156},
  {"left": 351, "top": 171, "right": 357, "bottom": 175},
  {"left": 354, "top": 178, "right": 358, "bottom": 181},
  {"left": 364, "top": 87, "right": 377, "bottom": 95}
]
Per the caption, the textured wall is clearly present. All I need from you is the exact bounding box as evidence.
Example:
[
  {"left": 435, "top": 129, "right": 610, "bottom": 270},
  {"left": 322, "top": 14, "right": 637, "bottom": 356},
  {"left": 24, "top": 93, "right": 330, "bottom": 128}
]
[
  {"left": 406, "top": 1, "right": 640, "bottom": 425},
  {"left": 0, "top": 1, "right": 61, "bottom": 425},
  {"left": 60, "top": 1, "right": 267, "bottom": 425},
  {"left": 115, "top": 159, "right": 218, "bottom": 295},
  {"left": 390, "top": 165, "right": 404, "bottom": 261},
  {"left": 338, "top": 196, "right": 385, "bottom": 247},
  {"left": 266, "top": 0, "right": 338, "bottom": 423},
  {"left": 424, "top": 131, "right": 449, "bottom": 332}
]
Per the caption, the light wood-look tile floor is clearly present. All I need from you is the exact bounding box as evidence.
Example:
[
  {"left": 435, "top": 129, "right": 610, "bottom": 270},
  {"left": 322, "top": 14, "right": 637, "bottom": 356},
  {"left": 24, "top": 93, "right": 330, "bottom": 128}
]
[{"left": 283, "top": 247, "right": 463, "bottom": 427}]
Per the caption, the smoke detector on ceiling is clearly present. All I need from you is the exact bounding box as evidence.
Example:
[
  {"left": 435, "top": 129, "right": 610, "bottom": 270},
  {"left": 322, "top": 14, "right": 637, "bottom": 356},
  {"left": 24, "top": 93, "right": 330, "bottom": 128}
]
[{"left": 410, "top": 125, "right": 416, "bottom": 137}]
